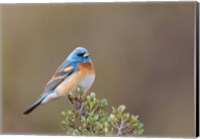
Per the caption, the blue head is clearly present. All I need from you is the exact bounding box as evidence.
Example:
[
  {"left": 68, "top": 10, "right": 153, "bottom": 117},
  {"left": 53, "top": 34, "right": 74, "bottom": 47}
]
[{"left": 67, "top": 47, "right": 92, "bottom": 63}]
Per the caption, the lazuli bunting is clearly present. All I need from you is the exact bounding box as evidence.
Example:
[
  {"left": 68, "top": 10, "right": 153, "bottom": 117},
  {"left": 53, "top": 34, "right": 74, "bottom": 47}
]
[{"left": 23, "top": 47, "right": 95, "bottom": 115}]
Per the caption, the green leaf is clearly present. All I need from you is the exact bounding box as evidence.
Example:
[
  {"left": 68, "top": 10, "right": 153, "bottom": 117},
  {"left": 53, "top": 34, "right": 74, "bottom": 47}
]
[
  {"left": 117, "top": 105, "right": 126, "bottom": 113},
  {"left": 61, "top": 111, "right": 66, "bottom": 117}
]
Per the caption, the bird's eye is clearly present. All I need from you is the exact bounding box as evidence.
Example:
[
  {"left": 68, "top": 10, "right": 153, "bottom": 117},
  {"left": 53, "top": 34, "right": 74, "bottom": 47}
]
[{"left": 77, "top": 53, "right": 85, "bottom": 57}]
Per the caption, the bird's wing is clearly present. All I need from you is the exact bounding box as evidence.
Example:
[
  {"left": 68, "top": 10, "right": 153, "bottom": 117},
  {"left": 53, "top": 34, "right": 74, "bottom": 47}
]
[{"left": 44, "top": 61, "right": 74, "bottom": 92}]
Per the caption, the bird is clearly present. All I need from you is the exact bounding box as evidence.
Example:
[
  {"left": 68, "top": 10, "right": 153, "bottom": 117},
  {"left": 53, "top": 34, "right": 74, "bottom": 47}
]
[{"left": 23, "top": 47, "right": 95, "bottom": 115}]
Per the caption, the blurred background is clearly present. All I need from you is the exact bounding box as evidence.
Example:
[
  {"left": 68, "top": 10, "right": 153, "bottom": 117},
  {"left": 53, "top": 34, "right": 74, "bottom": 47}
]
[{"left": 0, "top": 2, "right": 196, "bottom": 137}]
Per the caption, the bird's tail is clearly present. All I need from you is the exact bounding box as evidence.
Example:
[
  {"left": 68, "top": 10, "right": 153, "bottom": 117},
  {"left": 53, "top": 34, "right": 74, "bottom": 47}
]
[
  {"left": 23, "top": 90, "right": 56, "bottom": 115},
  {"left": 23, "top": 96, "right": 45, "bottom": 115}
]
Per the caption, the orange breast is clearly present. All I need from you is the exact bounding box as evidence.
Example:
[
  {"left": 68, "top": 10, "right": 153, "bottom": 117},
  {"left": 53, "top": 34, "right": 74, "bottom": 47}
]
[
  {"left": 78, "top": 62, "right": 95, "bottom": 74},
  {"left": 56, "top": 62, "right": 95, "bottom": 96}
]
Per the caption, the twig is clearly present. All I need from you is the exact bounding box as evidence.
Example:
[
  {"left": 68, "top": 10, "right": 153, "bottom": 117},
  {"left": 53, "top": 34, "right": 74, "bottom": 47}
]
[{"left": 117, "top": 119, "right": 125, "bottom": 136}]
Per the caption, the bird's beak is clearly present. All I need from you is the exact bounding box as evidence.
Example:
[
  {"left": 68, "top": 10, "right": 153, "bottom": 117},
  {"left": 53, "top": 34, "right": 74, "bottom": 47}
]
[{"left": 83, "top": 52, "right": 90, "bottom": 57}]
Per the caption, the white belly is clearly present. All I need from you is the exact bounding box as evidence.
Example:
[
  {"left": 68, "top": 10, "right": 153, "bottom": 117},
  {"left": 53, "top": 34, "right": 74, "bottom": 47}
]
[{"left": 78, "top": 74, "right": 95, "bottom": 93}]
